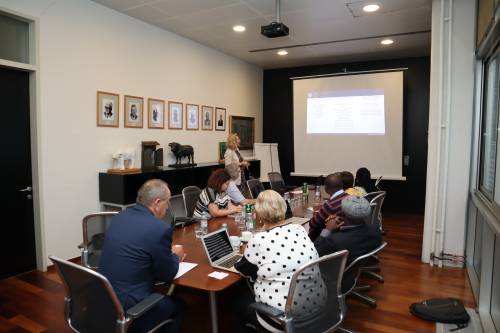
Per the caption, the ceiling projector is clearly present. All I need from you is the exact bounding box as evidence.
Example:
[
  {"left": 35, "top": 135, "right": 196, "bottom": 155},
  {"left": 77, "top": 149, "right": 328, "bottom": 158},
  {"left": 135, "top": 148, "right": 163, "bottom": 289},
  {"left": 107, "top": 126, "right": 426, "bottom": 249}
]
[{"left": 261, "top": 22, "right": 289, "bottom": 38}]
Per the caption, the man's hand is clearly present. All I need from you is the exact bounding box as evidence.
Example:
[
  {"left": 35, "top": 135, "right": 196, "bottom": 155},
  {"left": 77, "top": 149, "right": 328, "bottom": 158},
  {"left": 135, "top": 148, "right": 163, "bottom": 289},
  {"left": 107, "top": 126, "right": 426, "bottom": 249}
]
[
  {"left": 172, "top": 245, "right": 186, "bottom": 262},
  {"left": 232, "top": 205, "right": 243, "bottom": 214},
  {"left": 325, "top": 215, "right": 344, "bottom": 232}
]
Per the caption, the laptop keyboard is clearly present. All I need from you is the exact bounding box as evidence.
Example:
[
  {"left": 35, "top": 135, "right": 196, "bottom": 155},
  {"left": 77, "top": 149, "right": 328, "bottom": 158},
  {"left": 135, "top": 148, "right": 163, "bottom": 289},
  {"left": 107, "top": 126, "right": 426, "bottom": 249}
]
[{"left": 219, "top": 255, "right": 242, "bottom": 268}]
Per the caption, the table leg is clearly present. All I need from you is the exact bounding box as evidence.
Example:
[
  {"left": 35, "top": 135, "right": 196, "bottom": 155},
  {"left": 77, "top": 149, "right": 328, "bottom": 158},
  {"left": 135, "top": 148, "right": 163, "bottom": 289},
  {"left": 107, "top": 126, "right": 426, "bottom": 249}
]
[{"left": 209, "top": 291, "right": 218, "bottom": 333}]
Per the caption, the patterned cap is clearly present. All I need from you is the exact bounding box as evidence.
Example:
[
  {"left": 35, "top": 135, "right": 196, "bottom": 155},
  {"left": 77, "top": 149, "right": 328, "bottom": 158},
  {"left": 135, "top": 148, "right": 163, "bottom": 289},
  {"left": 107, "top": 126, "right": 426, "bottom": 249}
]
[{"left": 341, "top": 195, "right": 371, "bottom": 221}]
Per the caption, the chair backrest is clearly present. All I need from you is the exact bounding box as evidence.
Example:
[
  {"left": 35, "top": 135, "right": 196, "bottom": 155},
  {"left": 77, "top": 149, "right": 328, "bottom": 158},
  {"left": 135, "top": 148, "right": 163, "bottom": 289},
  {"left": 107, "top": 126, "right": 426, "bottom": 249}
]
[
  {"left": 182, "top": 185, "right": 201, "bottom": 217},
  {"left": 268, "top": 172, "right": 286, "bottom": 191},
  {"left": 374, "top": 176, "right": 383, "bottom": 190},
  {"left": 364, "top": 190, "right": 385, "bottom": 202},
  {"left": 246, "top": 179, "right": 265, "bottom": 199},
  {"left": 163, "top": 194, "right": 187, "bottom": 227},
  {"left": 341, "top": 242, "right": 387, "bottom": 295},
  {"left": 283, "top": 250, "right": 349, "bottom": 333},
  {"left": 81, "top": 212, "right": 118, "bottom": 269},
  {"left": 49, "top": 256, "right": 126, "bottom": 333},
  {"left": 369, "top": 191, "right": 386, "bottom": 225}
]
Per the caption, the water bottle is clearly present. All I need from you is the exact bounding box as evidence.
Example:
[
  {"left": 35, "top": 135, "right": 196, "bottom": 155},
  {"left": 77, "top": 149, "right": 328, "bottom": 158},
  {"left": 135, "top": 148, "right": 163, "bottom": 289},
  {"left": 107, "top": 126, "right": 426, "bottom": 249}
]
[
  {"left": 245, "top": 204, "right": 254, "bottom": 232},
  {"left": 315, "top": 185, "right": 321, "bottom": 202},
  {"left": 302, "top": 182, "right": 309, "bottom": 204},
  {"left": 201, "top": 212, "right": 209, "bottom": 235}
]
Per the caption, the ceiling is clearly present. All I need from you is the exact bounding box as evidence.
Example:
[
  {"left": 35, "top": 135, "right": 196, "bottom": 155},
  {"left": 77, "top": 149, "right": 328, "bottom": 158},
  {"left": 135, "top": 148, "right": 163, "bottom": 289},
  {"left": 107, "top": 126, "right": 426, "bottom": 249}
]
[{"left": 92, "top": 0, "right": 432, "bottom": 69}]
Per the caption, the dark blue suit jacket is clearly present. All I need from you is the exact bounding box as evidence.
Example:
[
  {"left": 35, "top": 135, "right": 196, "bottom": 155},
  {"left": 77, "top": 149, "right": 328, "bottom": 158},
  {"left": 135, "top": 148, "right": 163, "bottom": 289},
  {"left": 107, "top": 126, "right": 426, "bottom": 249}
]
[{"left": 99, "top": 204, "right": 179, "bottom": 310}]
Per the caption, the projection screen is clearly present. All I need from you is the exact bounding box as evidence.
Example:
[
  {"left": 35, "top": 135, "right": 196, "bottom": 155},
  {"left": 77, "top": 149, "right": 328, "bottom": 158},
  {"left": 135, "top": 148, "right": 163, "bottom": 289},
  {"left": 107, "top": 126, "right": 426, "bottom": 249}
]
[{"left": 292, "top": 70, "right": 404, "bottom": 179}]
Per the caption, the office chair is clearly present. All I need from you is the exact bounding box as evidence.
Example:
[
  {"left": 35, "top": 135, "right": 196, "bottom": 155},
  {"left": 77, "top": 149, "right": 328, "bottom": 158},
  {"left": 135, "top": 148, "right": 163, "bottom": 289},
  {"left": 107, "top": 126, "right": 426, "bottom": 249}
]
[
  {"left": 78, "top": 211, "right": 118, "bottom": 270},
  {"left": 364, "top": 190, "right": 385, "bottom": 203},
  {"left": 368, "top": 191, "right": 386, "bottom": 228},
  {"left": 249, "top": 250, "right": 355, "bottom": 333},
  {"left": 163, "top": 194, "right": 187, "bottom": 227},
  {"left": 268, "top": 172, "right": 295, "bottom": 193},
  {"left": 342, "top": 242, "right": 387, "bottom": 308},
  {"left": 246, "top": 179, "right": 265, "bottom": 199},
  {"left": 374, "top": 176, "right": 383, "bottom": 190},
  {"left": 49, "top": 256, "right": 171, "bottom": 333},
  {"left": 182, "top": 185, "right": 201, "bottom": 217}
]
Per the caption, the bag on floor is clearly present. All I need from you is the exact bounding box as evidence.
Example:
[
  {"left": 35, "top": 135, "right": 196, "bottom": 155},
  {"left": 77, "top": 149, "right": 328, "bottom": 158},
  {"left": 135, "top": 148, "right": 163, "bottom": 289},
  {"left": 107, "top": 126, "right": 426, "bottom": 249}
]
[{"left": 410, "top": 298, "right": 469, "bottom": 331}]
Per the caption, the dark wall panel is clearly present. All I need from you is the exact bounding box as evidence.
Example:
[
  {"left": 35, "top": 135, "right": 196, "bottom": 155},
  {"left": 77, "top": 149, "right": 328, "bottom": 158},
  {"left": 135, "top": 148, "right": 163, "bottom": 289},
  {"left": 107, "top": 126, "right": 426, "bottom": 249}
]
[{"left": 263, "top": 57, "right": 430, "bottom": 214}]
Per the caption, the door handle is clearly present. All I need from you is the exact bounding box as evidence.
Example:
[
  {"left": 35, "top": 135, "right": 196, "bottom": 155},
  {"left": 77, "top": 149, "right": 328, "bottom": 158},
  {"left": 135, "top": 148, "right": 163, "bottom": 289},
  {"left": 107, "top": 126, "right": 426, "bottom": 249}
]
[{"left": 19, "top": 186, "right": 32, "bottom": 192}]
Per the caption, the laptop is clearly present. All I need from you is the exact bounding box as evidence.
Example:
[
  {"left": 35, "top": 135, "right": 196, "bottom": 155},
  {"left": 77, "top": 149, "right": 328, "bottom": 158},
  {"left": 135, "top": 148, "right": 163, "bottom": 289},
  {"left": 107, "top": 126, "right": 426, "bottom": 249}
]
[
  {"left": 201, "top": 229, "right": 243, "bottom": 273},
  {"left": 284, "top": 199, "right": 310, "bottom": 226}
]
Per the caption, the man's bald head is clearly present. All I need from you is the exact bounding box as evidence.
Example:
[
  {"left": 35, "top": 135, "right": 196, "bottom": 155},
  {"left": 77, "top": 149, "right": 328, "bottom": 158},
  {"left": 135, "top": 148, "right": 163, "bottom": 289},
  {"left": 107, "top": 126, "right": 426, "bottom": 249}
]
[{"left": 324, "top": 173, "right": 343, "bottom": 195}]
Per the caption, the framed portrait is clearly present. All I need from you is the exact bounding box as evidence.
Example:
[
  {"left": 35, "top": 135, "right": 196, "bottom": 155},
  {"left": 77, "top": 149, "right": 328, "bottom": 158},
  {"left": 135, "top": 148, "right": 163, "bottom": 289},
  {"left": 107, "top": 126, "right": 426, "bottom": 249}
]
[
  {"left": 96, "top": 91, "right": 119, "bottom": 127},
  {"left": 201, "top": 105, "right": 213, "bottom": 131},
  {"left": 168, "top": 101, "right": 183, "bottom": 129},
  {"left": 230, "top": 116, "right": 255, "bottom": 149},
  {"left": 215, "top": 107, "right": 226, "bottom": 131},
  {"left": 186, "top": 104, "right": 199, "bottom": 130},
  {"left": 124, "top": 95, "right": 144, "bottom": 128},
  {"left": 148, "top": 98, "right": 165, "bottom": 129}
]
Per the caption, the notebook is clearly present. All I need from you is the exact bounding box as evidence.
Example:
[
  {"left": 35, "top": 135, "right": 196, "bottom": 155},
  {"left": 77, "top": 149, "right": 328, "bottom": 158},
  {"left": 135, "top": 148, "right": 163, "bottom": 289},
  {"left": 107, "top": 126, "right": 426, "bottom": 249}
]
[{"left": 201, "top": 229, "right": 242, "bottom": 273}]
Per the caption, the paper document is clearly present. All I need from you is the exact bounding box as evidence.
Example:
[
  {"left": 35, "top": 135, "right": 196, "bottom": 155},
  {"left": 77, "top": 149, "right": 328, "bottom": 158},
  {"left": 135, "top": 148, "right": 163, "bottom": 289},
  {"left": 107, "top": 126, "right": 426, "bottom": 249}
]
[
  {"left": 174, "top": 262, "right": 198, "bottom": 279},
  {"left": 208, "top": 271, "right": 229, "bottom": 280}
]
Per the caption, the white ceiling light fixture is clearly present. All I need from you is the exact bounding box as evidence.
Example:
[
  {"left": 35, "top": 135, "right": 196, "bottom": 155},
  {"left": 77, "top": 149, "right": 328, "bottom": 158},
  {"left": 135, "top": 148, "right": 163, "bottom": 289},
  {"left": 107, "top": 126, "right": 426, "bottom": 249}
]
[
  {"left": 233, "top": 25, "right": 246, "bottom": 32},
  {"left": 363, "top": 4, "right": 380, "bottom": 13},
  {"left": 277, "top": 50, "right": 288, "bottom": 56},
  {"left": 380, "top": 39, "right": 394, "bottom": 45}
]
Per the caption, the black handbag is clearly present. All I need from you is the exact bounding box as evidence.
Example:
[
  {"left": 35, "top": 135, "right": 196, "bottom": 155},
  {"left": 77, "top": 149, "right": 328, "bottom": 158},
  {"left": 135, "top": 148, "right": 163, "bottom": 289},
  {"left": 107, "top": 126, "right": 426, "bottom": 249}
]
[{"left": 410, "top": 298, "right": 470, "bottom": 331}]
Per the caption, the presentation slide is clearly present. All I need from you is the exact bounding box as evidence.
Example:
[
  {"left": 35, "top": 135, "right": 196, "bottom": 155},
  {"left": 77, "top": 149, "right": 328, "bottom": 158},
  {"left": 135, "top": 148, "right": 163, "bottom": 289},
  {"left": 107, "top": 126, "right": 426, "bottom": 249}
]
[{"left": 307, "top": 89, "right": 385, "bottom": 134}]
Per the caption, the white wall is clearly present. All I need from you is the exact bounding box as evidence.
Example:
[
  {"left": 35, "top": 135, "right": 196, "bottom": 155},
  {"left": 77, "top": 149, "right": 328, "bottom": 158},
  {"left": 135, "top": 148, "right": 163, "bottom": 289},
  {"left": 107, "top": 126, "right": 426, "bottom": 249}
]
[
  {"left": 0, "top": 0, "right": 263, "bottom": 266},
  {"left": 422, "top": 0, "right": 475, "bottom": 265}
]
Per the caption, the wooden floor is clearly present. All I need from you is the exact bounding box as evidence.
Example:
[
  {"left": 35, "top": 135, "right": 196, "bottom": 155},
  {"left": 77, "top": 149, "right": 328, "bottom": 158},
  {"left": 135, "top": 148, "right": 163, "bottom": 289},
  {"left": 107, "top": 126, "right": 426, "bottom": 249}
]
[{"left": 0, "top": 213, "right": 475, "bottom": 333}]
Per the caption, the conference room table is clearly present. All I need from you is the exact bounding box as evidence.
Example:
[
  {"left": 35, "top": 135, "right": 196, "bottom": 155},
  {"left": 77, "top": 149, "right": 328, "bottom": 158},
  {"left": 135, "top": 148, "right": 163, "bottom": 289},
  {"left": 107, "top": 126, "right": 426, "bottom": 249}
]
[{"left": 171, "top": 189, "right": 322, "bottom": 333}]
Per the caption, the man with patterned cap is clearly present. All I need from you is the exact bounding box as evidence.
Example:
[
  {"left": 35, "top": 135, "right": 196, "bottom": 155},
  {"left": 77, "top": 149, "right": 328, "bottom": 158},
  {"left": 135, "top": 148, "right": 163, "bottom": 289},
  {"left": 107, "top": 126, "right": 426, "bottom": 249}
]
[{"left": 313, "top": 195, "right": 382, "bottom": 263}]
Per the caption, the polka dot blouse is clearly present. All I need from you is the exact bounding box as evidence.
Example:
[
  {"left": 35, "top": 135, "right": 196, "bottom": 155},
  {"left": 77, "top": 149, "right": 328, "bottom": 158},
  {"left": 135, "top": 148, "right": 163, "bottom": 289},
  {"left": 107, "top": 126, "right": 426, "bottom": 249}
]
[{"left": 244, "top": 224, "right": 326, "bottom": 316}]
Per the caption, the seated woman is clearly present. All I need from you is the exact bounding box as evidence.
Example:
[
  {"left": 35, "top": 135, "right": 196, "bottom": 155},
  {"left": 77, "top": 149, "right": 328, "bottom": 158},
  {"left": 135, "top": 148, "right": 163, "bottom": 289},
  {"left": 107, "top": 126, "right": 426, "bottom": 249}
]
[
  {"left": 193, "top": 169, "right": 242, "bottom": 218},
  {"left": 342, "top": 170, "right": 367, "bottom": 196},
  {"left": 225, "top": 163, "right": 255, "bottom": 205},
  {"left": 354, "top": 167, "right": 377, "bottom": 194},
  {"left": 235, "top": 190, "right": 326, "bottom": 332}
]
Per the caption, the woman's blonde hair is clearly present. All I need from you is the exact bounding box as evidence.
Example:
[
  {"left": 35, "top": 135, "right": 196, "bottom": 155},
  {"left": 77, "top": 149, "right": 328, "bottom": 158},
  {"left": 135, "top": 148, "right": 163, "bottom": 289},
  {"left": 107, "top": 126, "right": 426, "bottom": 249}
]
[
  {"left": 227, "top": 133, "right": 239, "bottom": 150},
  {"left": 255, "top": 190, "right": 286, "bottom": 224}
]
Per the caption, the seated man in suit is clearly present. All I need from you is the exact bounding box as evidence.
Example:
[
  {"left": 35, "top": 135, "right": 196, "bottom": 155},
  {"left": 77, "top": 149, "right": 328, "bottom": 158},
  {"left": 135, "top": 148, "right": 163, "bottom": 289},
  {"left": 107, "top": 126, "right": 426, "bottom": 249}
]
[
  {"left": 308, "top": 172, "right": 349, "bottom": 241},
  {"left": 314, "top": 195, "right": 382, "bottom": 262},
  {"left": 99, "top": 179, "right": 185, "bottom": 333}
]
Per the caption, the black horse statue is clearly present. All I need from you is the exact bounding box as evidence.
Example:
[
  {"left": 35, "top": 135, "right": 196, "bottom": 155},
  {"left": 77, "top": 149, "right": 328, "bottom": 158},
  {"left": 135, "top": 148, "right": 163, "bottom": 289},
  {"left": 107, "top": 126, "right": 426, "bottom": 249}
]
[{"left": 168, "top": 142, "right": 195, "bottom": 166}]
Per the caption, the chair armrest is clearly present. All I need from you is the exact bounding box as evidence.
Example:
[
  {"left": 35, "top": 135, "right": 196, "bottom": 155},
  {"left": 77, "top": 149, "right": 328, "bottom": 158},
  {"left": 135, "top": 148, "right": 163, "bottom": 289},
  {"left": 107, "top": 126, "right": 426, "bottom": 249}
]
[
  {"left": 249, "top": 302, "right": 284, "bottom": 318},
  {"left": 126, "top": 293, "right": 164, "bottom": 319}
]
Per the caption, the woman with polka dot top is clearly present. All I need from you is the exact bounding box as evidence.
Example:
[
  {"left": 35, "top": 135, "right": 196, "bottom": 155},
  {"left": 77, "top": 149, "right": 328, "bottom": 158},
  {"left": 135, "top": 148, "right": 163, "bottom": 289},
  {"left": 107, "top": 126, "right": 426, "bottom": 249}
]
[{"left": 235, "top": 190, "right": 326, "bottom": 332}]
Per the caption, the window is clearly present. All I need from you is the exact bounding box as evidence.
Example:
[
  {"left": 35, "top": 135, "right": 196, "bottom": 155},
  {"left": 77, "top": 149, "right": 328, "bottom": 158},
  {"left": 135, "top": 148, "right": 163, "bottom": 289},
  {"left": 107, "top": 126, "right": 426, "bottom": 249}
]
[
  {"left": 0, "top": 13, "right": 30, "bottom": 64},
  {"left": 480, "top": 55, "right": 500, "bottom": 197}
]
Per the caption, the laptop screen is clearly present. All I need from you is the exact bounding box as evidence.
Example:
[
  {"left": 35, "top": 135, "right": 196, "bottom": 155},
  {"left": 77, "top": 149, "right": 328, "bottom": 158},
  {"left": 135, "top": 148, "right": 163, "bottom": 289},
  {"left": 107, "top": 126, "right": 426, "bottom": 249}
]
[{"left": 202, "top": 229, "right": 234, "bottom": 263}]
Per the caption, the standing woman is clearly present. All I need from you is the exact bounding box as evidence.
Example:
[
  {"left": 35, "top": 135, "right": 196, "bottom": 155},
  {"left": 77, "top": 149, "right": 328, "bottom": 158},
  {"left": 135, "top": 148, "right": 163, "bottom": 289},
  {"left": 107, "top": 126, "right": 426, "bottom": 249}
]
[{"left": 225, "top": 134, "right": 250, "bottom": 189}]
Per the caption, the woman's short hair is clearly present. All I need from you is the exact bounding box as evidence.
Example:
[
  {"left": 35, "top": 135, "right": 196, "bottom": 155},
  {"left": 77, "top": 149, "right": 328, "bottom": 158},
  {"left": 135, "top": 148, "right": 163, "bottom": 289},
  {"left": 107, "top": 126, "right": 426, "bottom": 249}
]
[
  {"left": 227, "top": 134, "right": 239, "bottom": 150},
  {"left": 207, "top": 169, "right": 231, "bottom": 193},
  {"left": 136, "top": 179, "right": 171, "bottom": 206},
  {"left": 255, "top": 190, "right": 286, "bottom": 224},
  {"left": 355, "top": 167, "right": 371, "bottom": 187},
  {"left": 225, "top": 163, "right": 240, "bottom": 180}
]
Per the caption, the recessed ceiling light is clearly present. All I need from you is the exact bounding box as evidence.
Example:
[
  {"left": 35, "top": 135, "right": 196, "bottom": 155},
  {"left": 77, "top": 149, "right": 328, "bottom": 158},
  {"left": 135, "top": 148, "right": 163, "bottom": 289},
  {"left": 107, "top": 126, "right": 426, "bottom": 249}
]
[
  {"left": 363, "top": 4, "right": 380, "bottom": 12},
  {"left": 233, "top": 25, "right": 246, "bottom": 32},
  {"left": 277, "top": 50, "right": 288, "bottom": 56},
  {"left": 380, "top": 39, "right": 394, "bottom": 45}
]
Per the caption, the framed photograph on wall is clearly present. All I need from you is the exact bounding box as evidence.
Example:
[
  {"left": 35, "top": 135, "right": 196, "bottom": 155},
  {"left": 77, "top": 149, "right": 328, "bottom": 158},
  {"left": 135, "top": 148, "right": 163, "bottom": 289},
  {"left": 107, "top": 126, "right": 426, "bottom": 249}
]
[
  {"left": 201, "top": 105, "right": 213, "bottom": 130},
  {"left": 124, "top": 95, "right": 144, "bottom": 128},
  {"left": 186, "top": 104, "right": 199, "bottom": 130},
  {"left": 97, "top": 91, "right": 119, "bottom": 127},
  {"left": 230, "top": 116, "right": 254, "bottom": 149},
  {"left": 215, "top": 107, "right": 226, "bottom": 131},
  {"left": 148, "top": 98, "right": 165, "bottom": 129},
  {"left": 168, "top": 101, "right": 183, "bottom": 129}
]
